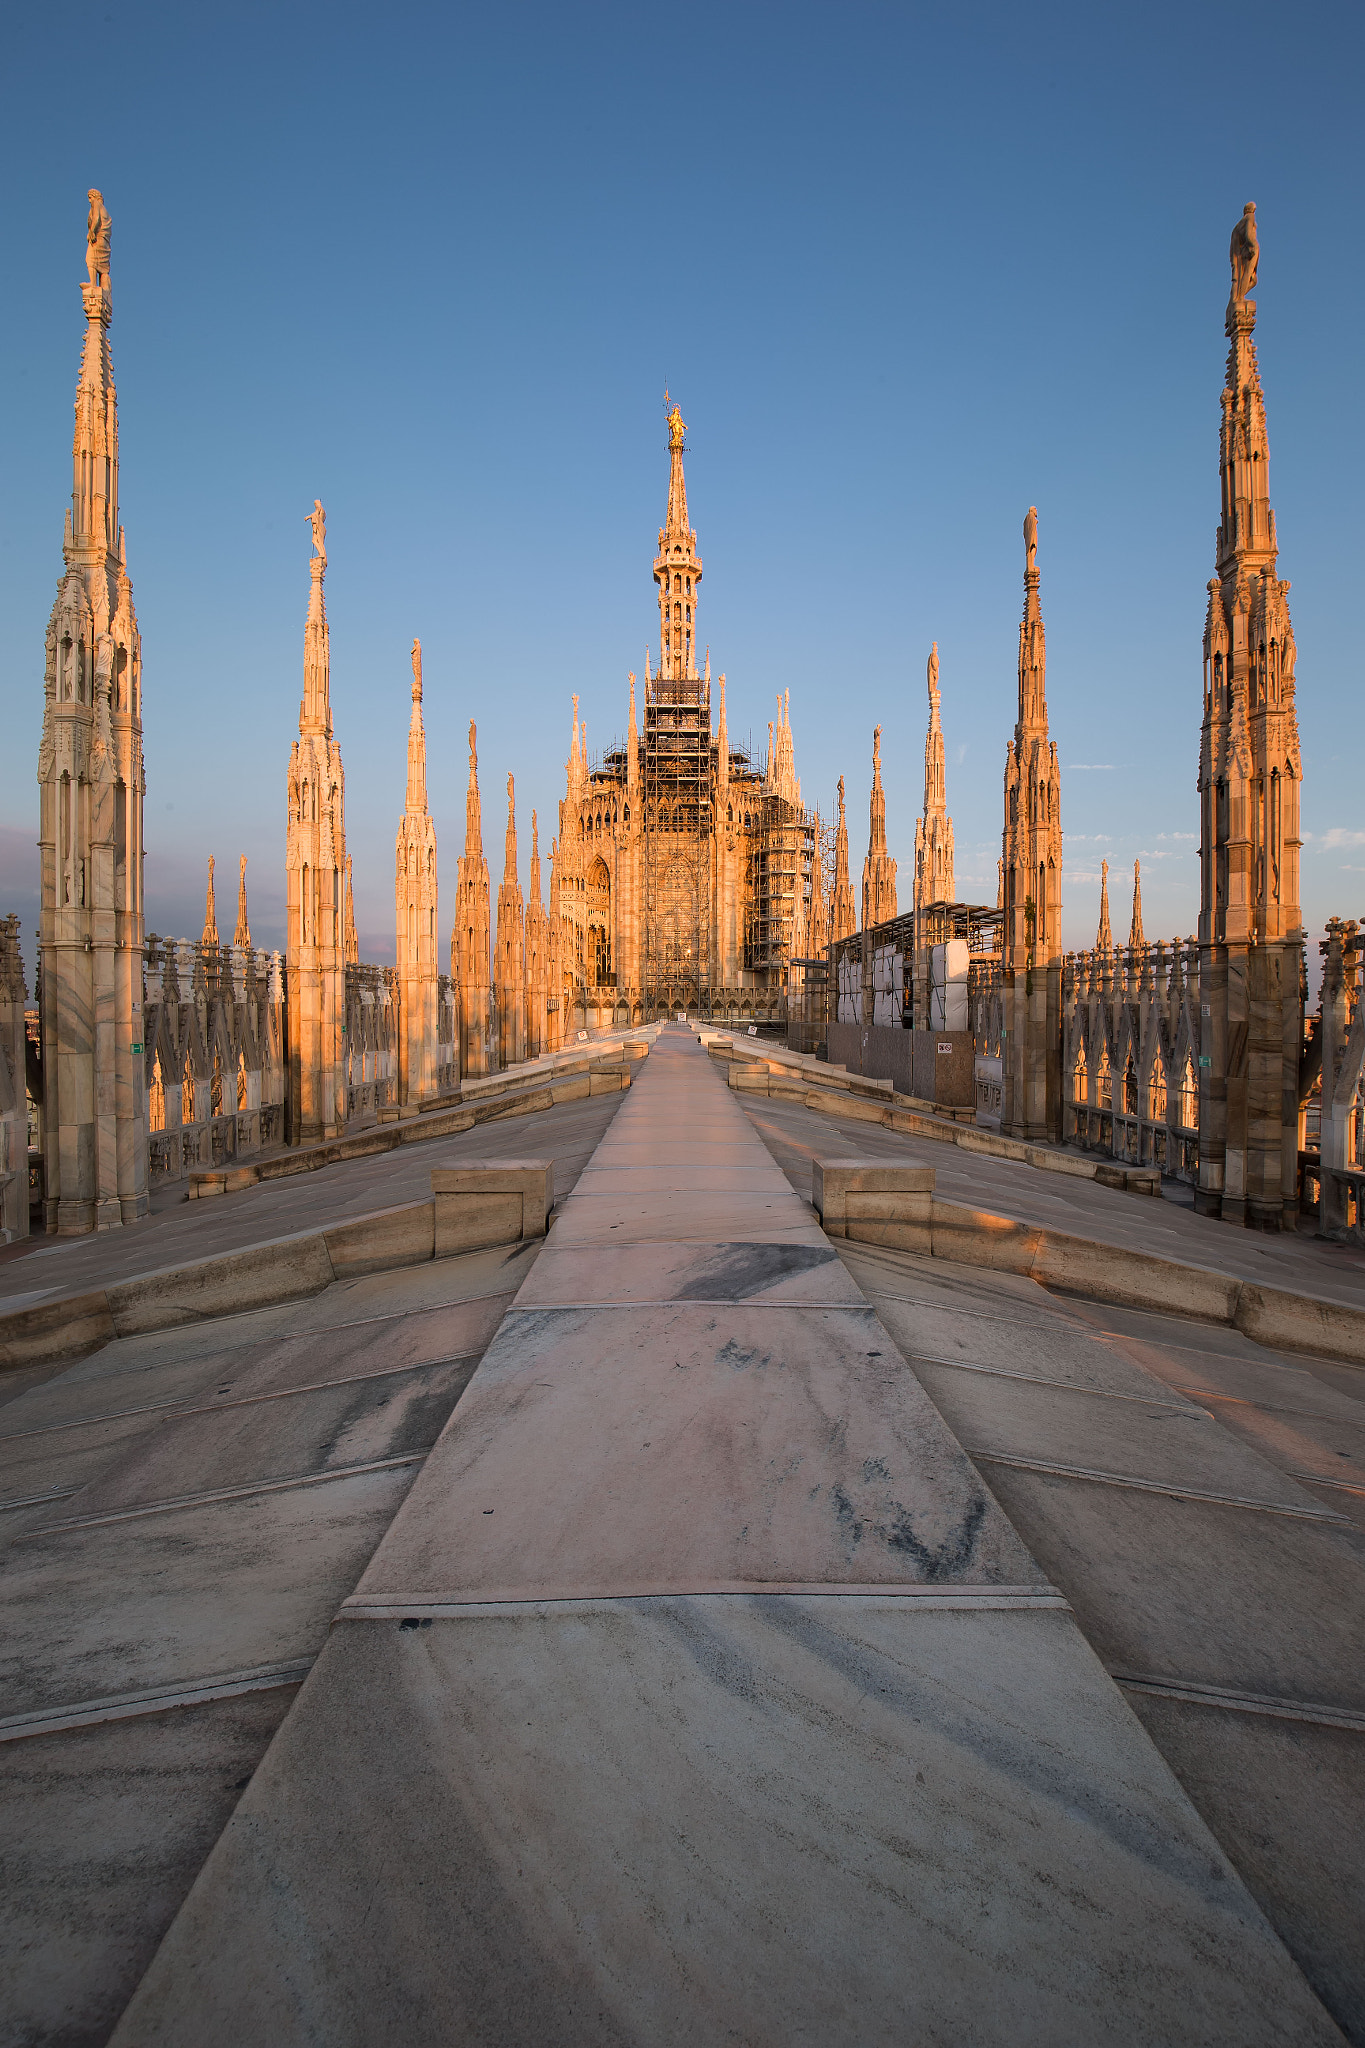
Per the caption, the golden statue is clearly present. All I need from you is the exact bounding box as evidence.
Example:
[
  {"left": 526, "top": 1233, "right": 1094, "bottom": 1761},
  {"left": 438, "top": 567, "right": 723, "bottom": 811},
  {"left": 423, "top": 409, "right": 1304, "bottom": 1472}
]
[{"left": 667, "top": 403, "right": 686, "bottom": 450}]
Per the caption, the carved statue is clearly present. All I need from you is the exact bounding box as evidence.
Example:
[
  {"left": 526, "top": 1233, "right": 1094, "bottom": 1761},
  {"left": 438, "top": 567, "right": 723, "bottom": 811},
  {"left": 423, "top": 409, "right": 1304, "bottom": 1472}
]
[
  {"left": 1229, "top": 201, "right": 1259, "bottom": 306},
  {"left": 1024, "top": 506, "right": 1038, "bottom": 574},
  {"left": 873, "top": 724, "right": 882, "bottom": 772},
  {"left": 307, "top": 499, "right": 327, "bottom": 562},
  {"left": 507, "top": 771, "right": 515, "bottom": 809},
  {"left": 411, "top": 637, "right": 422, "bottom": 700},
  {"left": 468, "top": 719, "right": 477, "bottom": 767},
  {"left": 85, "top": 190, "right": 111, "bottom": 287},
  {"left": 927, "top": 641, "right": 940, "bottom": 703},
  {"left": 667, "top": 403, "right": 686, "bottom": 450}
]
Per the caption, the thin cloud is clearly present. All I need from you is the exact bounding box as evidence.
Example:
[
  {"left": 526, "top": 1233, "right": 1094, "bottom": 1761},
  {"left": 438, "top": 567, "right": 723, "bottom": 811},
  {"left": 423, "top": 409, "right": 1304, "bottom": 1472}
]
[
  {"left": 1066, "top": 763, "right": 1115, "bottom": 771},
  {"left": 1322, "top": 828, "right": 1365, "bottom": 851}
]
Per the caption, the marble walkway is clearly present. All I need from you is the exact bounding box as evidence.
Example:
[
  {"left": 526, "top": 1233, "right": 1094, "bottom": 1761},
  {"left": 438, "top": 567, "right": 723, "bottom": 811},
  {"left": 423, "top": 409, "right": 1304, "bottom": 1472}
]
[{"left": 110, "top": 1029, "right": 1340, "bottom": 2045}]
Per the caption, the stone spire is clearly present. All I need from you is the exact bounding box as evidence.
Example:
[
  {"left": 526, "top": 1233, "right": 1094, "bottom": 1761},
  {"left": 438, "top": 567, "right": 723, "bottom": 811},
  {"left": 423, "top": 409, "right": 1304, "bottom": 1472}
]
[
  {"left": 1199, "top": 202, "right": 1302, "bottom": 952},
  {"left": 716, "top": 672, "right": 729, "bottom": 812},
  {"left": 1129, "top": 859, "right": 1145, "bottom": 949},
  {"left": 1002, "top": 507, "right": 1062, "bottom": 971},
  {"left": 394, "top": 642, "right": 439, "bottom": 1102},
  {"left": 830, "top": 776, "right": 857, "bottom": 946},
  {"left": 406, "top": 636, "right": 428, "bottom": 813},
  {"left": 861, "top": 725, "right": 898, "bottom": 930},
  {"left": 343, "top": 856, "right": 359, "bottom": 965},
  {"left": 914, "top": 641, "right": 956, "bottom": 919},
  {"left": 201, "top": 857, "right": 219, "bottom": 948},
  {"left": 524, "top": 807, "right": 551, "bottom": 1056},
  {"left": 496, "top": 772, "right": 526, "bottom": 1067},
  {"left": 454, "top": 720, "right": 493, "bottom": 1076},
  {"left": 234, "top": 857, "right": 251, "bottom": 949},
  {"left": 1195, "top": 209, "right": 1305, "bottom": 1228},
  {"left": 1096, "top": 859, "right": 1112, "bottom": 952},
  {"left": 36, "top": 189, "right": 148, "bottom": 1230},
  {"left": 654, "top": 396, "right": 702, "bottom": 682},
  {"left": 286, "top": 501, "right": 348, "bottom": 1140},
  {"left": 300, "top": 500, "right": 332, "bottom": 738}
]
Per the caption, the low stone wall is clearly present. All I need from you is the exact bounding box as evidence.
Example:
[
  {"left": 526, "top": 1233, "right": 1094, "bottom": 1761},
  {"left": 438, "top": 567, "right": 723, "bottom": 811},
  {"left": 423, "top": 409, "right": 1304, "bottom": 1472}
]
[
  {"left": 0, "top": 1161, "right": 556, "bottom": 1373},
  {"left": 811, "top": 1154, "right": 1365, "bottom": 1369}
]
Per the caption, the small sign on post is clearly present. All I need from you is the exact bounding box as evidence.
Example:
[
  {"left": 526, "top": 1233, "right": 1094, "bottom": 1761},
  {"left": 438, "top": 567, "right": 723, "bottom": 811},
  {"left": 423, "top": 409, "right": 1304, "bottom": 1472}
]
[
  {"left": 937, "top": 1041, "right": 952, "bottom": 1055},
  {"left": 577, "top": 1030, "right": 589, "bottom": 1043},
  {"left": 747, "top": 1024, "right": 758, "bottom": 1037}
]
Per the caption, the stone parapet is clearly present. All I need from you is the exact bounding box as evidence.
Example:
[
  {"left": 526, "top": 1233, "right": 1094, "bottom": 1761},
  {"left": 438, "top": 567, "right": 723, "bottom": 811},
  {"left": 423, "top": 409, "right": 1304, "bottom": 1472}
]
[
  {"left": 808, "top": 1156, "right": 1365, "bottom": 1369},
  {"left": 430, "top": 1160, "right": 553, "bottom": 1255},
  {"left": 812, "top": 1156, "right": 936, "bottom": 1238}
]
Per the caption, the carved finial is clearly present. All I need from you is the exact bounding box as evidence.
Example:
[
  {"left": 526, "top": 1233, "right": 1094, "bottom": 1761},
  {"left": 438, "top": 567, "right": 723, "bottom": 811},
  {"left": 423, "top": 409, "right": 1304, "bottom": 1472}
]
[
  {"left": 307, "top": 499, "right": 327, "bottom": 564},
  {"left": 202, "top": 856, "right": 219, "bottom": 949},
  {"left": 1023, "top": 506, "right": 1038, "bottom": 575},
  {"left": 1097, "top": 859, "right": 1112, "bottom": 954},
  {"left": 411, "top": 638, "right": 422, "bottom": 702},
  {"left": 85, "top": 189, "right": 111, "bottom": 289},
  {"left": 1130, "top": 858, "right": 1145, "bottom": 950},
  {"left": 234, "top": 855, "right": 251, "bottom": 949},
  {"left": 1229, "top": 201, "right": 1259, "bottom": 308}
]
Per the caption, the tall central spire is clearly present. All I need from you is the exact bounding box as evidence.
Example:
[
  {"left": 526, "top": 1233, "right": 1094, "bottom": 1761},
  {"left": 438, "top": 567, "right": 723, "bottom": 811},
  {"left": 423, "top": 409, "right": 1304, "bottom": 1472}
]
[{"left": 653, "top": 397, "right": 702, "bottom": 682}]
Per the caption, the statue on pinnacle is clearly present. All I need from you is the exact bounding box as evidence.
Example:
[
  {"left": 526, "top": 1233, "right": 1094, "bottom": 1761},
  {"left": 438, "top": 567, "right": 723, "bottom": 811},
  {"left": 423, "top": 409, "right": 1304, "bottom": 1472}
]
[
  {"left": 1229, "top": 202, "right": 1259, "bottom": 308},
  {"left": 85, "top": 189, "right": 111, "bottom": 288}
]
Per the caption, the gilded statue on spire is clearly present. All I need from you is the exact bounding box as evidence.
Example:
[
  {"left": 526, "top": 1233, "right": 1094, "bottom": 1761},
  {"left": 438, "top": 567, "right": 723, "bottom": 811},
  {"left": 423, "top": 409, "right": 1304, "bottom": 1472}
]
[
  {"left": 1229, "top": 202, "right": 1259, "bottom": 308},
  {"left": 85, "top": 189, "right": 111, "bottom": 288},
  {"left": 666, "top": 402, "right": 686, "bottom": 450},
  {"left": 307, "top": 499, "right": 327, "bottom": 564}
]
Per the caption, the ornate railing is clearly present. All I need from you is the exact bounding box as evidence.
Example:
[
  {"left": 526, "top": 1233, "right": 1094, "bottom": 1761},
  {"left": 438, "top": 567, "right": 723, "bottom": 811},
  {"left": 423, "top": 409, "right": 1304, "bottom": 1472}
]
[{"left": 1061, "top": 939, "right": 1201, "bottom": 1183}]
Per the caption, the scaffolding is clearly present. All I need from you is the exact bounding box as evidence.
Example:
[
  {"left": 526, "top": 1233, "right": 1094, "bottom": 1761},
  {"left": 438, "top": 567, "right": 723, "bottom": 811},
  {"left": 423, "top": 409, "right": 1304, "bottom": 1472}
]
[
  {"left": 746, "top": 790, "right": 813, "bottom": 978},
  {"left": 641, "top": 673, "right": 713, "bottom": 1019}
]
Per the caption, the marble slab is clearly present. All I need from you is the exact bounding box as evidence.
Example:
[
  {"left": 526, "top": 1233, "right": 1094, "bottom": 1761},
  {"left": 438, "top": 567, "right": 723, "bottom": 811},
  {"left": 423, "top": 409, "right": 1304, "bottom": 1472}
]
[
  {"left": 0, "top": 1467, "right": 414, "bottom": 1718},
  {"left": 519, "top": 1239, "right": 867, "bottom": 1307},
  {"left": 110, "top": 1601, "right": 1341, "bottom": 2048},
  {"left": 349, "top": 1303, "right": 1043, "bottom": 1601}
]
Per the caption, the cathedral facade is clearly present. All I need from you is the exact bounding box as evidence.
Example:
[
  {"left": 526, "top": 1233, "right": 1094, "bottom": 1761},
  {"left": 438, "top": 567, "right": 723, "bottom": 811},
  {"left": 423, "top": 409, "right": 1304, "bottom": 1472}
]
[{"left": 547, "top": 404, "right": 815, "bottom": 1022}]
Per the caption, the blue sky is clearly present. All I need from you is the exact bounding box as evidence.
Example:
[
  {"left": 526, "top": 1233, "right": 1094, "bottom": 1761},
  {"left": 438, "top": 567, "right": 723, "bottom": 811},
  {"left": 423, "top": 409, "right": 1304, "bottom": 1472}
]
[{"left": 1, "top": 0, "right": 1361, "bottom": 980}]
